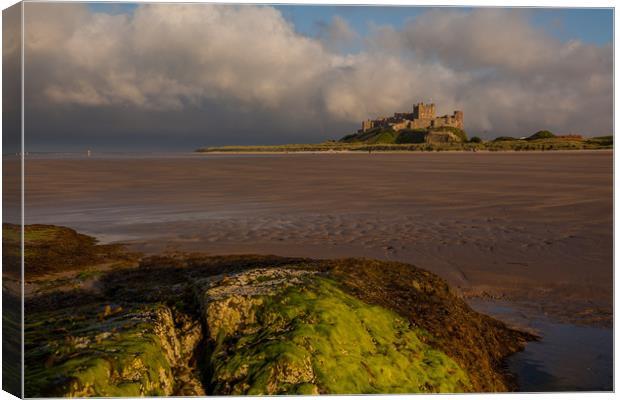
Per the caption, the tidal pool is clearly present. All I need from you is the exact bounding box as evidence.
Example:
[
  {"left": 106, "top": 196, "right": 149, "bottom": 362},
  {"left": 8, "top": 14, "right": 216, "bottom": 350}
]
[{"left": 469, "top": 299, "right": 612, "bottom": 392}]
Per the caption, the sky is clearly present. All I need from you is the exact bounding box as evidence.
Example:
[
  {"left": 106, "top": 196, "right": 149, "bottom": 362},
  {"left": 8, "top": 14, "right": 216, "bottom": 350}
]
[{"left": 5, "top": 2, "right": 613, "bottom": 151}]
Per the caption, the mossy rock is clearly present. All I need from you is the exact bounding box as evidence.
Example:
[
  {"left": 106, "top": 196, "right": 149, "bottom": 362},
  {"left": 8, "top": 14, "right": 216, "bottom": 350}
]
[
  {"left": 23, "top": 225, "right": 535, "bottom": 396},
  {"left": 202, "top": 269, "right": 471, "bottom": 394},
  {"left": 25, "top": 303, "right": 203, "bottom": 397},
  {"left": 3, "top": 223, "right": 135, "bottom": 278}
]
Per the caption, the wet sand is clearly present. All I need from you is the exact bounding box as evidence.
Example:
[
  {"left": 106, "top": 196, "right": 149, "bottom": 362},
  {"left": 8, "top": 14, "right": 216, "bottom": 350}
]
[
  {"left": 22, "top": 151, "right": 612, "bottom": 325},
  {"left": 18, "top": 151, "right": 613, "bottom": 391}
]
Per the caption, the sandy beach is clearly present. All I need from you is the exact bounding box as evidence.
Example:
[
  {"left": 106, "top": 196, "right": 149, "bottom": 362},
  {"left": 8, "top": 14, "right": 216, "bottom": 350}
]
[
  {"left": 22, "top": 151, "right": 612, "bottom": 325},
  {"left": 15, "top": 150, "right": 614, "bottom": 391}
]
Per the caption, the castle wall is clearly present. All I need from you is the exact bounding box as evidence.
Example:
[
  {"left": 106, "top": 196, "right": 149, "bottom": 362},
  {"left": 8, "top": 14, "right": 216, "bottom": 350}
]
[
  {"left": 454, "top": 111, "right": 464, "bottom": 129},
  {"left": 430, "top": 111, "right": 463, "bottom": 130},
  {"left": 391, "top": 121, "right": 409, "bottom": 131},
  {"left": 409, "top": 118, "right": 433, "bottom": 130},
  {"left": 360, "top": 103, "right": 463, "bottom": 132},
  {"left": 425, "top": 131, "right": 459, "bottom": 144}
]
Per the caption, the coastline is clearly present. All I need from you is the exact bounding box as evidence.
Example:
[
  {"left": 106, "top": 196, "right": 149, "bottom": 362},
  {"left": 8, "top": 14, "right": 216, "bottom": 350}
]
[
  {"left": 198, "top": 148, "right": 614, "bottom": 155},
  {"left": 196, "top": 136, "right": 612, "bottom": 154}
]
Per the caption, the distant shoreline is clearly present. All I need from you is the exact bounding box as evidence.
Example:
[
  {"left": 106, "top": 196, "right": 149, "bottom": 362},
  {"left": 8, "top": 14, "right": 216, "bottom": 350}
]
[
  {"left": 198, "top": 148, "right": 614, "bottom": 155},
  {"left": 196, "top": 137, "right": 612, "bottom": 154}
]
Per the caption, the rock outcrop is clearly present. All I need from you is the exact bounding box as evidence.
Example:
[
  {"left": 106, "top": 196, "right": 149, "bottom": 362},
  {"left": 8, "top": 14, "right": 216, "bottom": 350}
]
[
  {"left": 25, "top": 304, "right": 205, "bottom": 397},
  {"left": 19, "top": 225, "right": 535, "bottom": 396},
  {"left": 200, "top": 268, "right": 471, "bottom": 394}
]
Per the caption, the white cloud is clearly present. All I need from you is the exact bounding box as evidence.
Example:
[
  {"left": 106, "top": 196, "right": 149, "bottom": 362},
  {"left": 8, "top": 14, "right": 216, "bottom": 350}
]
[{"left": 24, "top": 4, "right": 612, "bottom": 139}]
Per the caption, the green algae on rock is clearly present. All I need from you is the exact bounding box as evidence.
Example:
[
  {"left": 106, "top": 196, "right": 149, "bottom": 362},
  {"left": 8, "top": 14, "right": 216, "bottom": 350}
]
[
  {"left": 3, "top": 223, "right": 135, "bottom": 278},
  {"left": 25, "top": 304, "right": 205, "bottom": 397},
  {"left": 20, "top": 225, "right": 534, "bottom": 396},
  {"left": 201, "top": 268, "right": 472, "bottom": 394}
]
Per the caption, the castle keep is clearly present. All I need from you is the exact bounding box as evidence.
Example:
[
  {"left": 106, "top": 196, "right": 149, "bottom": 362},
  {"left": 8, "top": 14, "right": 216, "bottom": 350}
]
[{"left": 360, "top": 103, "right": 464, "bottom": 133}]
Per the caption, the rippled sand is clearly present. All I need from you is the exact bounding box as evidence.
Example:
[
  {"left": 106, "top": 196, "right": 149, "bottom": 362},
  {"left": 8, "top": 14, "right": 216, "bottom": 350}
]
[{"left": 21, "top": 151, "right": 612, "bottom": 324}]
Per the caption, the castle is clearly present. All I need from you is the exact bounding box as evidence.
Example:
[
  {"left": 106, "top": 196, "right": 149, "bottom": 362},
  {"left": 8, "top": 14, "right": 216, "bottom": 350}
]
[{"left": 360, "top": 102, "right": 463, "bottom": 133}]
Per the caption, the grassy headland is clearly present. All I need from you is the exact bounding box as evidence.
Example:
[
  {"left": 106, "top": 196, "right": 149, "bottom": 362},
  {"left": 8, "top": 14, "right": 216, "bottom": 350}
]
[{"left": 197, "top": 130, "right": 612, "bottom": 153}]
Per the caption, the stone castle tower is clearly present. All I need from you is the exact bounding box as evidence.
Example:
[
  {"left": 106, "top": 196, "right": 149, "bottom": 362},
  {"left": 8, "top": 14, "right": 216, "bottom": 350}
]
[{"left": 413, "top": 102, "right": 436, "bottom": 120}]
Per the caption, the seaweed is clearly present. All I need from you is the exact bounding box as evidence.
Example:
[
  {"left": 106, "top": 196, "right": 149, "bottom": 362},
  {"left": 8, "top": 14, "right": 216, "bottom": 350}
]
[{"left": 21, "top": 226, "right": 535, "bottom": 396}]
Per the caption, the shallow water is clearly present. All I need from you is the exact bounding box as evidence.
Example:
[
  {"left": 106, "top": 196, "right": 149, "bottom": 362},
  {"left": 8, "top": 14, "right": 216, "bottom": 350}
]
[{"left": 469, "top": 299, "right": 613, "bottom": 392}]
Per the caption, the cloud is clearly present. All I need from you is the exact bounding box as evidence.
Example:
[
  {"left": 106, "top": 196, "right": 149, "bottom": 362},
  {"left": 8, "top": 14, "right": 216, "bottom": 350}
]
[
  {"left": 395, "top": 8, "right": 612, "bottom": 136},
  {"left": 3, "top": 3, "right": 22, "bottom": 153},
  {"left": 23, "top": 4, "right": 612, "bottom": 149},
  {"left": 317, "top": 16, "right": 359, "bottom": 52},
  {"left": 401, "top": 9, "right": 555, "bottom": 73},
  {"left": 26, "top": 4, "right": 332, "bottom": 112}
]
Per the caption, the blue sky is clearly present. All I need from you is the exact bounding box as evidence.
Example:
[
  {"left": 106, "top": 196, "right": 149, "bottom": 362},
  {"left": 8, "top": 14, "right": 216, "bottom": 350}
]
[
  {"left": 87, "top": 3, "right": 613, "bottom": 46},
  {"left": 530, "top": 8, "right": 613, "bottom": 45}
]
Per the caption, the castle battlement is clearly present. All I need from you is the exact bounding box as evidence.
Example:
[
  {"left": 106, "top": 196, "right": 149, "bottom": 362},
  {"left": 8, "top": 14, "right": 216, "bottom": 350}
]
[{"left": 360, "top": 102, "right": 463, "bottom": 133}]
